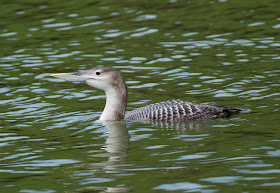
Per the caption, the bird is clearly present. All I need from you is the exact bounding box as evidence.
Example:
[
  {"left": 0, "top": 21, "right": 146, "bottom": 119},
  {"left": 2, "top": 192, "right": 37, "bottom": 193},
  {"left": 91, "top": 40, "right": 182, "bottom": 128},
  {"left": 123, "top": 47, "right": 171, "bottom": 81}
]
[{"left": 51, "top": 66, "right": 246, "bottom": 122}]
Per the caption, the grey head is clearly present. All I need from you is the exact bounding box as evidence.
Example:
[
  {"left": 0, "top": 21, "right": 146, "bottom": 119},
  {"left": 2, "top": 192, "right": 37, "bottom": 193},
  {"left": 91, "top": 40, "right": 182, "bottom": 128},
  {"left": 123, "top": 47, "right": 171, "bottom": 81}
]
[
  {"left": 51, "top": 66, "right": 128, "bottom": 121},
  {"left": 51, "top": 66, "right": 127, "bottom": 93}
]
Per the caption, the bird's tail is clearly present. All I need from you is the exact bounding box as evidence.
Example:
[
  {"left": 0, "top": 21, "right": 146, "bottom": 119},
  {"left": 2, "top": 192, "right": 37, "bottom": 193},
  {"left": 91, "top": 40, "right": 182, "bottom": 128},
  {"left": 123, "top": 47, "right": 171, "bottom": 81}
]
[{"left": 221, "top": 106, "right": 250, "bottom": 118}]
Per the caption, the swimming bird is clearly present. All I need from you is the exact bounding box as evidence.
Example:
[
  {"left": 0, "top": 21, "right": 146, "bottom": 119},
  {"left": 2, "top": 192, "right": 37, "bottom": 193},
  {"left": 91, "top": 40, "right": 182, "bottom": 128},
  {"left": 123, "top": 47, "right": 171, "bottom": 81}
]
[{"left": 51, "top": 66, "right": 245, "bottom": 121}]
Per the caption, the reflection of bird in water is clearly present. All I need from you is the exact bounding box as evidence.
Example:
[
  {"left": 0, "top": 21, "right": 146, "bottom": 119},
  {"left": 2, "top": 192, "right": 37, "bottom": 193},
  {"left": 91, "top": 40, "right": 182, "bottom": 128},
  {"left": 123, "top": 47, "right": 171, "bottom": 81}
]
[
  {"left": 77, "top": 121, "right": 132, "bottom": 192},
  {"left": 51, "top": 67, "right": 247, "bottom": 122},
  {"left": 101, "top": 121, "right": 130, "bottom": 167}
]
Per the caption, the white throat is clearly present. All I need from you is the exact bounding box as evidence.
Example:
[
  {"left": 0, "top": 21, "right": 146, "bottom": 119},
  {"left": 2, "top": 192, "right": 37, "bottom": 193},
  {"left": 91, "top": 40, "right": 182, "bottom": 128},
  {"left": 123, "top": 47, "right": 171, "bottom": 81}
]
[{"left": 99, "top": 88, "right": 127, "bottom": 121}]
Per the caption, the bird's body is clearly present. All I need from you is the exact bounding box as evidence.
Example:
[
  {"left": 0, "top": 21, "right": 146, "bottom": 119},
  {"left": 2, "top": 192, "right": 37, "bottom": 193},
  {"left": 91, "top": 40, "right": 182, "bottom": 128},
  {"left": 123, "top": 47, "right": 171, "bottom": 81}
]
[
  {"left": 125, "top": 100, "right": 240, "bottom": 121},
  {"left": 51, "top": 67, "right": 245, "bottom": 121}
]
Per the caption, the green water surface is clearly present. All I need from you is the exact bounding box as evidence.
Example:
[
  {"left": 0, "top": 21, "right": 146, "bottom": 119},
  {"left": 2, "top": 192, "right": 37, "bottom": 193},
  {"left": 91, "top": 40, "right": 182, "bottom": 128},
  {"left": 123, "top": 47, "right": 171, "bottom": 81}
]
[{"left": 1, "top": 0, "right": 280, "bottom": 192}]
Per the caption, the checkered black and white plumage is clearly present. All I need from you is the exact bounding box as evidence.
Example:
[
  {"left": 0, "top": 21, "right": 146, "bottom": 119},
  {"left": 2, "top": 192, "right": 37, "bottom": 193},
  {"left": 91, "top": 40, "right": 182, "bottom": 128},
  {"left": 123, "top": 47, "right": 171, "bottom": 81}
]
[{"left": 125, "top": 100, "right": 243, "bottom": 121}]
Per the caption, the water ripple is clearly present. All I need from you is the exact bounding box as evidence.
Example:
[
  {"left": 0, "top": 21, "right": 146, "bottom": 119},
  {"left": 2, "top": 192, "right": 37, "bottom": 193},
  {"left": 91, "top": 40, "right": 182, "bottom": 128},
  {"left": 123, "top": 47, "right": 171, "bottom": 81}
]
[{"left": 154, "top": 182, "right": 213, "bottom": 191}]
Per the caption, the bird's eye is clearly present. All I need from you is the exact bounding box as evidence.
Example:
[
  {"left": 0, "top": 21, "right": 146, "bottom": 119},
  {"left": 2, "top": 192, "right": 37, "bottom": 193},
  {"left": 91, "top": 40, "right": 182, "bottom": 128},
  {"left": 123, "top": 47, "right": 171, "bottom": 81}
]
[{"left": 96, "top": 72, "right": 100, "bottom": 75}]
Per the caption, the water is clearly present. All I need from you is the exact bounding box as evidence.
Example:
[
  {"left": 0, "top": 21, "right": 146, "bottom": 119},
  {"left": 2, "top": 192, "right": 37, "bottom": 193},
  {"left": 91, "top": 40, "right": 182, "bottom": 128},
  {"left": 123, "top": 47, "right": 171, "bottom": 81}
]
[{"left": 1, "top": 0, "right": 280, "bottom": 192}]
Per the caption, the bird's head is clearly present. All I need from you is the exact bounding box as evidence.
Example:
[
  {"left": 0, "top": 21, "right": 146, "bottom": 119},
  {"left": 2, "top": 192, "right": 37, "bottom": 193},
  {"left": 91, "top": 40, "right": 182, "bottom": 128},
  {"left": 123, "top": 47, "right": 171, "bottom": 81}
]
[{"left": 51, "top": 66, "right": 126, "bottom": 92}]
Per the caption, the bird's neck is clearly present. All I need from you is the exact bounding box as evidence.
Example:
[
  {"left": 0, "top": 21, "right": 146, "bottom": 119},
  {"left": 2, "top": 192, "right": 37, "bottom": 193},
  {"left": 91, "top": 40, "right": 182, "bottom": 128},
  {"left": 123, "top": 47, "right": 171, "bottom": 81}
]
[{"left": 100, "top": 87, "right": 127, "bottom": 121}]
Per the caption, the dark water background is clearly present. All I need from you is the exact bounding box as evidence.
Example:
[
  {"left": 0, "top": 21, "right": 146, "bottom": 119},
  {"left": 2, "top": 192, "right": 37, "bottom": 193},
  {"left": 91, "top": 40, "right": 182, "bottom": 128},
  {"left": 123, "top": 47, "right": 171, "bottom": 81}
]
[{"left": 1, "top": 0, "right": 280, "bottom": 192}]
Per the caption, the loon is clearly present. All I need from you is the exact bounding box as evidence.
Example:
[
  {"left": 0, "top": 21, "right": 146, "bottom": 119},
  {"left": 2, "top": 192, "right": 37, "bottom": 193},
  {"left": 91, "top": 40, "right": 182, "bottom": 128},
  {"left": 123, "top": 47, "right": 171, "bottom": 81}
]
[{"left": 51, "top": 66, "right": 245, "bottom": 121}]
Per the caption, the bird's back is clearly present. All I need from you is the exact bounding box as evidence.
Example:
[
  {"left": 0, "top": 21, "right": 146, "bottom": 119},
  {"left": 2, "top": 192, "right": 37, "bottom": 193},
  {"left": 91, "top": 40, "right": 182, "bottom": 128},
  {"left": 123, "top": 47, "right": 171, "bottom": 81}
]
[{"left": 125, "top": 100, "right": 243, "bottom": 121}]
